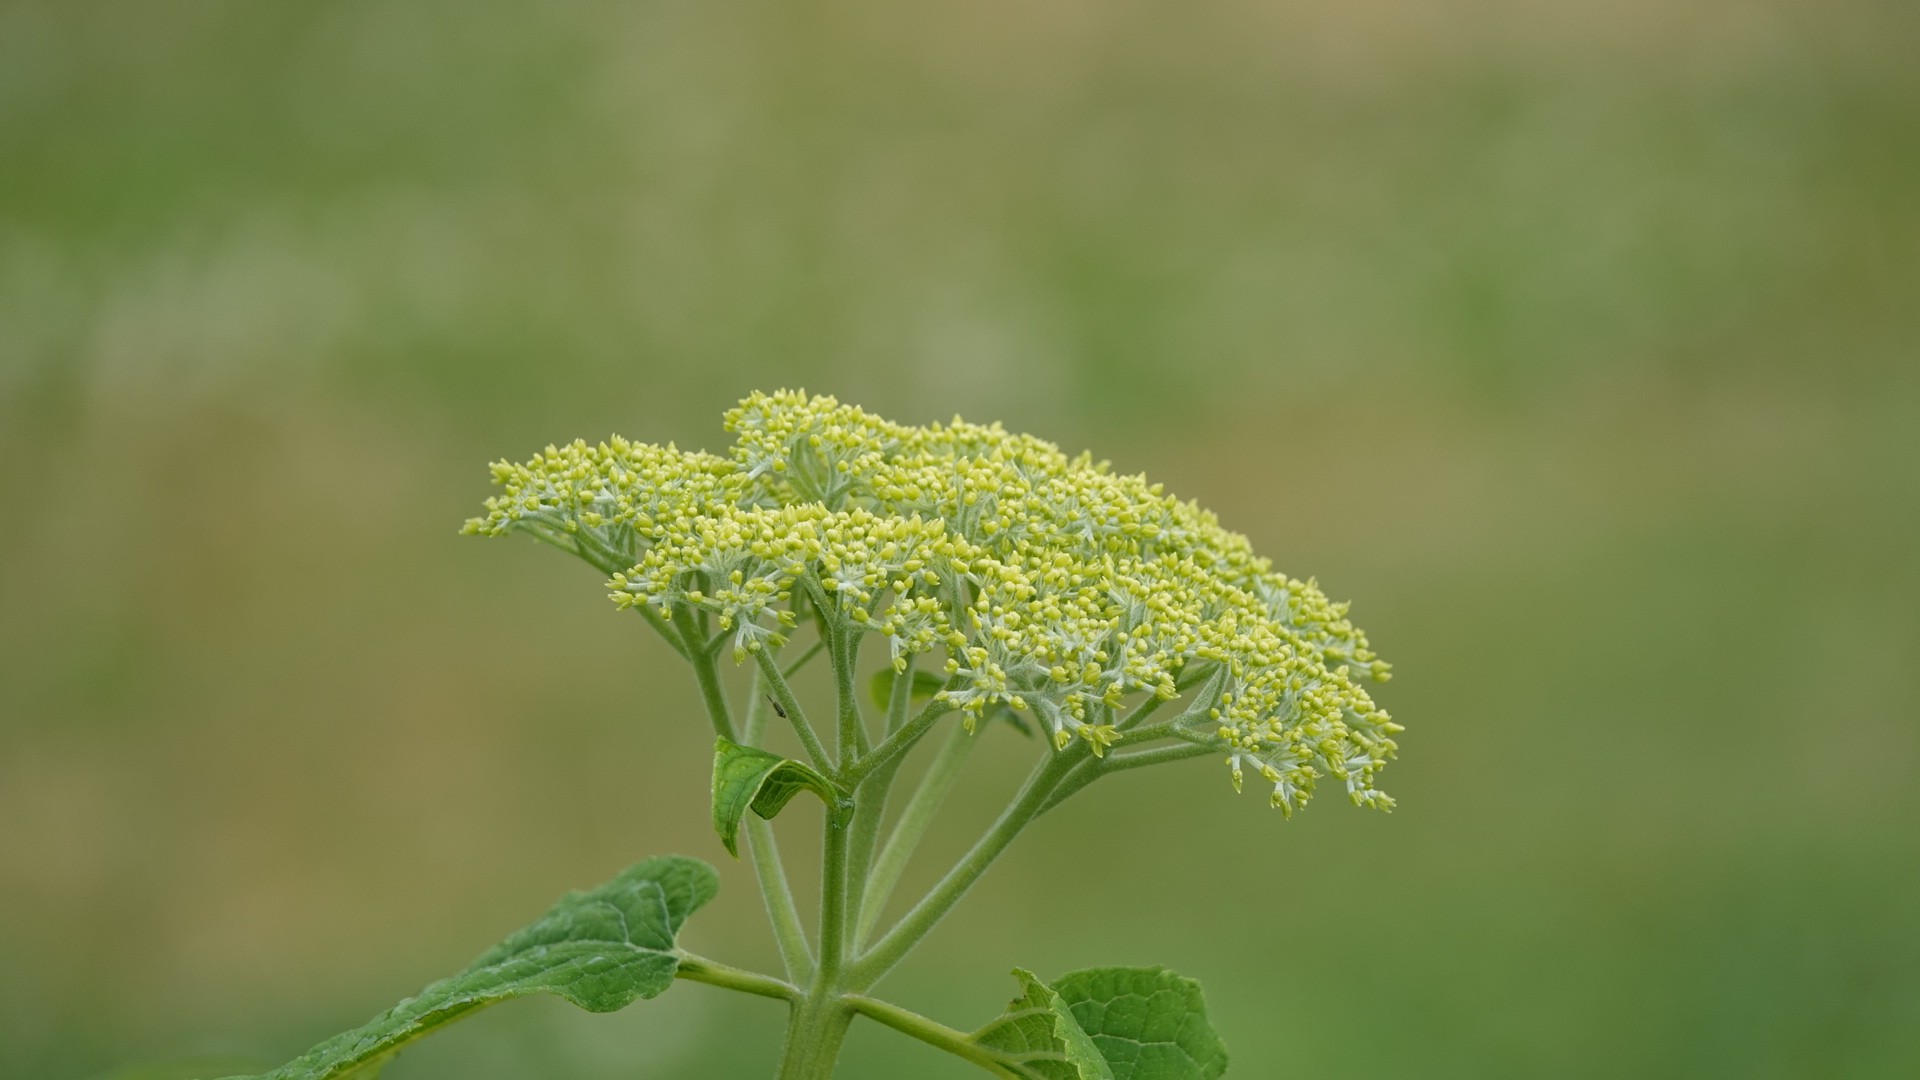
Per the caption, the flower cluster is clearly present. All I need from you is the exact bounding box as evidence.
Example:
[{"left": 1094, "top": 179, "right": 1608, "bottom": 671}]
[{"left": 468, "top": 391, "right": 1399, "bottom": 815}]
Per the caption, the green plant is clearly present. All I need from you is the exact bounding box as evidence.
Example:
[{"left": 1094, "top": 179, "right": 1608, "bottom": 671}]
[{"left": 218, "top": 391, "right": 1400, "bottom": 1079}]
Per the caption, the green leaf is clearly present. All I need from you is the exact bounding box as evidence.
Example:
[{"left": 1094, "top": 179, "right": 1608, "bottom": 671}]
[
  {"left": 219, "top": 855, "right": 718, "bottom": 1080},
  {"left": 712, "top": 736, "right": 844, "bottom": 856},
  {"left": 975, "top": 968, "right": 1112, "bottom": 1080},
  {"left": 974, "top": 966, "right": 1228, "bottom": 1080}
]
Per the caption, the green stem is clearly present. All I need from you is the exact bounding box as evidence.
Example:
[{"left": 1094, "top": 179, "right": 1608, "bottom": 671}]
[
  {"left": 841, "top": 681, "right": 959, "bottom": 787},
  {"left": 674, "top": 953, "right": 798, "bottom": 1002},
  {"left": 854, "top": 720, "right": 976, "bottom": 949},
  {"left": 742, "top": 662, "right": 775, "bottom": 747},
  {"left": 886, "top": 654, "right": 917, "bottom": 735},
  {"left": 782, "top": 636, "right": 828, "bottom": 678},
  {"left": 677, "top": 606, "right": 737, "bottom": 741},
  {"left": 845, "top": 995, "right": 1018, "bottom": 1078},
  {"left": 1115, "top": 692, "right": 1168, "bottom": 732},
  {"left": 747, "top": 816, "right": 815, "bottom": 983},
  {"left": 1038, "top": 740, "right": 1216, "bottom": 816},
  {"left": 850, "top": 747, "right": 1085, "bottom": 988},
  {"left": 829, "top": 624, "right": 869, "bottom": 767},
  {"left": 843, "top": 758, "right": 903, "bottom": 956},
  {"left": 775, "top": 993, "right": 855, "bottom": 1080},
  {"left": 815, "top": 804, "right": 855, "bottom": 989},
  {"left": 715, "top": 665, "right": 813, "bottom": 981},
  {"left": 841, "top": 653, "right": 922, "bottom": 933},
  {"left": 1105, "top": 740, "right": 1219, "bottom": 771},
  {"left": 755, "top": 649, "right": 833, "bottom": 773},
  {"left": 775, "top": 799, "right": 857, "bottom": 1079}
]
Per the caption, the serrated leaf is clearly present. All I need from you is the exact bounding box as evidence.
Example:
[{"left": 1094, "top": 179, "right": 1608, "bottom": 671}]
[
  {"left": 974, "top": 966, "right": 1228, "bottom": 1080},
  {"left": 217, "top": 855, "right": 718, "bottom": 1080},
  {"left": 975, "top": 968, "right": 1112, "bottom": 1080},
  {"left": 866, "top": 666, "right": 952, "bottom": 711},
  {"left": 712, "top": 736, "right": 844, "bottom": 856}
]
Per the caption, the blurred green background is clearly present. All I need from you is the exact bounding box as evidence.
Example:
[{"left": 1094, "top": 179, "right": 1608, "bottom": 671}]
[{"left": 3, "top": 1, "right": 1917, "bottom": 1077}]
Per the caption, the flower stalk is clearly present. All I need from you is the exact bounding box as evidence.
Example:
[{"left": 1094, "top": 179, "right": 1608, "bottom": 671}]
[{"left": 465, "top": 391, "right": 1403, "bottom": 1077}]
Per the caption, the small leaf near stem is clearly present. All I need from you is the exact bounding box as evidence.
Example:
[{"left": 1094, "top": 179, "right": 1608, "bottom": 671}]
[
  {"left": 712, "top": 738, "right": 847, "bottom": 857},
  {"left": 723, "top": 666, "right": 815, "bottom": 981}
]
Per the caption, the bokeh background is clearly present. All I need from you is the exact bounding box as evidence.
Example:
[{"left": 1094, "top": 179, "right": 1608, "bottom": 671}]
[{"left": 3, "top": 1, "right": 1917, "bottom": 1077}]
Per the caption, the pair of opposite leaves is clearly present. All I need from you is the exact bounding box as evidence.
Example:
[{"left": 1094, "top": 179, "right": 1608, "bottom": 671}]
[
  {"left": 205, "top": 677, "right": 1225, "bottom": 1079},
  {"left": 200, "top": 855, "right": 1226, "bottom": 1078}
]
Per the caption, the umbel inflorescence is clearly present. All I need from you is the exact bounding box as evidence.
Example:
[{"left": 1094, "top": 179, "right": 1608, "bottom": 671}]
[{"left": 465, "top": 390, "right": 1399, "bottom": 816}]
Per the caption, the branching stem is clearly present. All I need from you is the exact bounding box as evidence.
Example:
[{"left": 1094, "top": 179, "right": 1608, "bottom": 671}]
[
  {"left": 850, "top": 746, "right": 1087, "bottom": 989},
  {"left": 755, "top": 649, "right": 833, "bottom": 773},
  {"left": 855, "top": 719, "right": 977, "bottom": 949},
  {"left": 846, "top": 995, "right": 1020, "bottom": 1078}
]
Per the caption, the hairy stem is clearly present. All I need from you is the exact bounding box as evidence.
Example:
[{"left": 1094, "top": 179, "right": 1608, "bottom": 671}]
[
  {"left": 841, "top": 652, "right": 922, "bottom": 933},
  {"left": 775, "top": 994, "right": 855, "bottom": 1080},
  {"left": 814, "top": 804, "right": 854, "bottom": 989},
  {"left": 712, "top": 666, "right": 813, "bottom": 980},
  {"left": 755, "top": 648, "right": 834, "bottom": 773},
  {"left": 885, "top": 653, "right": 917, "bottom": 735},
  {"left": 843, "top": 756, "right": 903, "bottom": 957},
  {"left": 829, "top": 624, "right": 869, "bottom": 766},
  {"left": 845, "top": 995, "right": 1018, "bottom": 1078},
  {"left": 854, "top": 720, "right": 977, "bottom": 949},
  {"left": 782, "top": 636, "right": 828, "bottom": 678},
  {"left": 850, "top": 747, "right": 1086, "bottom": 988},
  {"left": 773, "top": 800, "right": 857, "bottom": 1080},
  {"left": 1039, "top": 740, "right": 1216, "bottom": 816},
  {"left": 841, "top": 680, "right": 960, "bottom": 787},
  {"left": 677, "top": 606, "right": 737, "bottom": 741},
  {"left": 747, "top": 816, "right": 815, "bottom": 983},
  {"left": 674, "top": 954, "right": 798, "bottom": 1002}
]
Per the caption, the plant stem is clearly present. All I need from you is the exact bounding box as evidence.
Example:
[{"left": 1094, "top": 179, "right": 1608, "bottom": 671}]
[
  {"left": 841, "top": 683, "right": 959, "bottom": 787},
  {"left": 678, "top": 606, "right": 737, "bottom": 741},
  {"left": 782, "top": 636, "right": 828, "bottom": 678},
  {"left": 828, "top": 625, "right": 869, "bottom": 766},
  {"left": 814, "top": 803, "right": 854, "bottom": 988},
  {"left": 854, "top": 720, "right": 976, "bottom": 949},
  {"left": 747, "top": 816, "right": 815, "bottom": 982},
  {"left": 776, "top": 993, "right": 855, "bottom": 1080},
  {"left": 844, "top": 995, "right": 1018, "bottom": 1078},
  {"left": 849, "top": 747, "right": 1085, "bottom": 988},
  {"left": 840, "top": 653, "right": 921, "bottom": 943},
  {"left": 755, "top": 649, "right": 833, "bottom": 773},
  {"left": 742, "top": 662, "right": 775, "bottom": 747},
  {"left": 774, "top": 798, "right": 857, "bottom": 1080},
  {"left": 710, "top": 663, "right": 814, "bottom": 981},
  {"left": 1038, "top": 740, "right": 1216, "bottom": 816},
  {"left": 842, "top": 755, "right": 903, "bottom": 955},
  {"left": 885, "top": 653, "right": 917, "bottom": 735},
  {"left": 674, "top": 954, "right": 798, "bottom": 1001}
]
